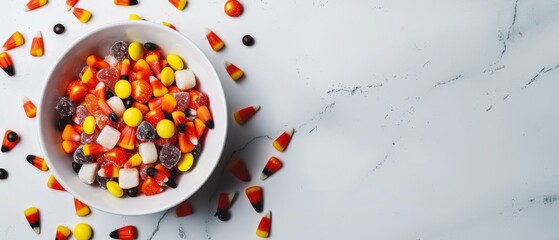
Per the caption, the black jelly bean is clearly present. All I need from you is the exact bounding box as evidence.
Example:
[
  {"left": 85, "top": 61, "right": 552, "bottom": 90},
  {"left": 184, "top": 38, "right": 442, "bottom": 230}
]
[
  {"left": 7, "top": 132, "right": 18, "bottom": 142},
  {"left": 242, "top": 35, "right": 254, "bottom": 46},
  {"left": 72, "top": 162, "right": 82, "bottom": 173},
  {"left": 144, "top": 42, "right": 158, "bottom": 51},
  {"left": 215, "top": 210, "right": 230, "bottom": 221},
  {"left": 0, "top": 168, "right": 8, "bottom": 179},
  {"left": 57, "top": 116, "right": 72, "bottom": 131},
  {"left": 126, "top": 187, "right": 139, "bottom": 197},
  {"left": 123, "top": 97, "right": 134, "bottom": 109},
  {"left": 53, "top": 24, "right": 65, "bottom": 34}
]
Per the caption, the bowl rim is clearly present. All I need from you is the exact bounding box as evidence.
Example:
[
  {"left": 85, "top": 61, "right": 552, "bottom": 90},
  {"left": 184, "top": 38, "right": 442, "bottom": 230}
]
[{"left": 38, "top": 20, "right": 228, "bottom": 215}]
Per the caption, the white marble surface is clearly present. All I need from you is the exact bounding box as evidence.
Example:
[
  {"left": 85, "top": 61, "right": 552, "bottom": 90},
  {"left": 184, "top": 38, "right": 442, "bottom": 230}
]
[{"left": 1, "top": 0, "right": 559, "bottom": 239}]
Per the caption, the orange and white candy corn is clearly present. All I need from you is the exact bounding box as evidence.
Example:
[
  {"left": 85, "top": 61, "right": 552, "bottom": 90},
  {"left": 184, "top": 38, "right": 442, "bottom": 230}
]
[
  {"left": 256, "top": 211, "right": 271, "bottom": 238},
  {"left": 86, "top": 55, "right": 109, "bottom": 69},
  {"left": 0, "top": 52, "right": 15, "bottom": 76},
  {"left": 62, "top": 140, "right": 80, "bottom": 154},
  {"left": 260, "top": 156, "right": 282, "bottom": 180},
  {"left": 124, "top": 153, "right": 142, "bottom": 168},
  {"left": 24, "top": 207, "right": 41, "bottom": 234},
  {"left": 24, "top": 0, "right": 47, "bottom": 12},
  {"left": 55, "top": 225, "right": 72, "bottom": 240},
  {"left": 228, "top": 158, "right": 250, "bottom": 182},
  {"left": 2, "top": 31, "right": 24, "bottom": 51},
  {"left": 74, "top": 198, "right": 91, "bottom": 217},
  {"left": 117, "top": 126, "right": 137, "bottom": 150},
  {"left": 233, "top": 105, "right": 259, "bottom": 125},
  {"left": 224, "top": 61, "right": 244, "bottom": 81},
  {"left": 72, "top": 7, "right": 92, "bottom": 23},
  {"left": 26, "top": 155, "right": 48, "bottom": 171},
  {"left": 214, "top": 192, "right": 236, "bottom": 221},
  {"left": 62, "top": 125, "right": 81, "bottom": 142},
  {"left": 30, "top": 31, "right": 44, "bottom": 57},
  {"left": 22, "top": 96, "right": 37, "bottom": 118},
  {"left": 169, "top": 0, "right": 187, "bottom": 10},
  {"left": 47, "top": 174, "right": 66, "bottom": 191},
  {"left": 2, "top": 130, "right": 19, "bottom": 152},
  {"left": 175, "top": 200, "right": 193, "bottom": 217},
  {"left": 150, "top": 76, "right": 168, "bottom": 97},
  {"left": 272, "top": 128, "right": 294, "bottom": 152},
  {"left": 65, "top": 0, "right": 78, "bottom": 11},
  {"left": 196, "top": 105, "right": 214, "bottom": 129},
  {"left": 205, "top": 28, "right": 224, "bottom": 51},
  {"left": 245, "top": 186, "right": 263, "bottom": 213}
]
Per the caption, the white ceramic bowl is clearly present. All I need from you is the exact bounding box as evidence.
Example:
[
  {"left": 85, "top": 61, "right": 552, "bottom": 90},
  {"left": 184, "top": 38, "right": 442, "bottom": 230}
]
[{"left": 38, "top": 21, "right": 228, "bottom": 215}]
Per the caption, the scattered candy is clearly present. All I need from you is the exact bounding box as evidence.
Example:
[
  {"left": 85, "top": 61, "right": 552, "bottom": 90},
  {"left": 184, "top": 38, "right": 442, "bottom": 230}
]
[
  {"left": 72, "top": 7, "right": 92, "bottom": 23},
  {"left": 224, "top": 0, "right": 243, "bottom": 17},
  {"left": 2, "top": 130, "right": 19, "bottom": 152},
  {"left": 174, "top": 69, "right": 196, "bottom": 90},
  {"left": 0, "top": 52, "right": 15, "bottom": 76},
  {"left": 114, "top": 0, "right": 138, "bottom": 6},
  {"left": 272, "top": 128, "right": 294, "bottom": 152},
  {"left": 242, "top": 35, "right": 255, "bottom": 46},
  {"left": 74, "top": 198, "right": 91, "bottom": 217},
  {"left": 139, "top": 142, "right": 157, "bottom": 164},
  {"left": 162, "top": 21, "right": 177, "bottom": 30},
  {"left": 24, "top": 207, "right": 41, "bottom": 234},
  {"left": 78, "top": 162, "right": 98, "bottom": 184},
  {"left": 233, "top": 105, "right": 259, "bottom": 125},
  {"left": 175, "top": 200, "right": 193, "bottom": 217},
  {"left": 0, "top": 168, "right": 8, "bottom": 179},
  {"left": 147, "top": 167, "right": 177, "bottom": 188},
  {"left": 107, "top": 180, "right": 124, "bottom": 197},
  {"left": 197, "top": 105, "right": 214, "bottom": 129},
  {"left": 30, "top": 31, "right": 44, "bottom": 57},
  {"left": 168, "top": 0, "right": 187, "bottom": 10},
  {"left": 22, "top": 96, "right": 37, "bottom": 118},
  {"left": 55, "top": 225, "right": 72, "bottom": 240},
  {"left": 128, "top": 13, "right": 143, "bottom": 20},
  {"left": 110, "top": 225, "right": 137, "bottom": 239},
  {"left": 54, "top": 24, "right": 65, "bottom": 34},
  {"left": 26, "top": 154, "right": 48, "bottom": 171},
  {"left": 73, "top": 223, "right": 92, "bottom": 240},
  {"left": 97, "top": 125, "right": 120, "bottom": 149},
  {"left": 2, "top": 31, "right": 24, "bottom": 51},
  {"left": 47, "top": 174, "right": 66, "bottom": 191},
  {"left": 245, "top": 186, "right": 263, "bottom": 212},
  {"left": 224, "top": 61, "right": 244, "bottom": 81},
  {"left": 256, "top": 211, "right": 271, "bottom": 238},
  {"left": 24, "top": 0, "right": 47, "bottom": 12},
  {"left": 260, "top": 156, "right": 282, "bottom": 180},
  {"left": 65, "top": 0, "right": 78, "bottom": 11},
  {"left": 214, "top": 192, "right": 235, "bottom": 221},
  {"left": 205, "top": 28, "right": 225, "bottom": 51},
  {"left": 228, "top": 158, "right": 250, "bottom": 182}
]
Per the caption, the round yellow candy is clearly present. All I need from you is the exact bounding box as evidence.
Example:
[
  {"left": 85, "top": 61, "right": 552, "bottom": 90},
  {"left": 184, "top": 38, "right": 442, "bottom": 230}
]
[
  {"left": 82, "top": 116, "right": 96, "bottom": 135},
  {"left": 128, "top": 42, "right": 144, "bottom": 61},
  {"left": 156, "top": 119, "right": 176, "bottom": 139},
  {"left": 166, "top": 54, "right": 184, "bottom": 70},
  {"left": 160, "top": 67, "right": 175, "bottom": 86},
  {"left": 177, "top": 153, "right": 194, "bottom": 172},
  {"left": 106, "top": 181, "right": 123, "bottom": 197},
  {"left": 74, "top": 223, "right": 93, "bottom": 240},
  {"left": 123, "top": 108, "right": 143, "bottom": 127},
  {"left": 115, "top": 80, "right": 132, "bottom": 99}
]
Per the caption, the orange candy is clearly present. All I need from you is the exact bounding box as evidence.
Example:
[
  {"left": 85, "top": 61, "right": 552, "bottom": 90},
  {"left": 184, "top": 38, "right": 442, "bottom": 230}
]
[
  {"left": 72, "top": 7, "right": 92, "bottom": 23},
  {"left": 196, "top": 105, "right": 214, "bottom": 129},
  {"left": 256, "top": 211, "right": 272, "bottom": 238},
  {"left": 245, "top": 186, "right": 263, "bottom": 212},
  {"left": 74, "top": 198, "right": 91, "bottom": 217},
  {"left": 141, "top": 177, "right": 164, "bottom": 196},
  {"left": 0, "top": 52, "right": 15, "bottom": 76},
  {"left": 131, "top": 80, "right": 152, "bottom": 103},
  {"left": 62, "top": 140, "right": 80, "bottom": 154},
  {"left": 110, "top": 225, "right": 137, "bottom": 239},
  {"left": 272, "top": 128, "right": 294, "bottom": 152},
  {"left": 224, "top": 61, "right": 244, "bottom": 81},
  {"left": 117, "top": 126, "right": 137, "bottom": 150},
  {"left": 22, "top": 96, "right": 37, "bottom": 118},
  {"left": 260, "top": 156, "right": 282, "bottom": 180},
  {"left": 224, "top": 0, "right": 243, "bottom": 17},
  {"left": 228, "top": 158, "right": 250, "bottom": 182},
  {"left": 114, "top": 0, "right": 138, "bottom": 5},
  {"left": 86, "top": 55, "right": 109, "bottom": 69},
  {"left": 23, "top": 207, "right": 41, "bottom": 234},
  {"left": 168, "top": 0, "right": 187, "bottom": 10},
  {"left": 1, "top": 130, "right": 19, "bottom": 152},
  {"left": 24, "top": 0, "right": 47, "bottom": 12},
  {"left": 47, "top": 174, "right": 66, "bottom": 191},
  {"left": 205, "top": 28, "right": 225, "bottom": 51},
  {"left": 67, "top": 80, "right": 88, "bottom": 101},
  {"left": 2, "top": 31, "right": 24, "bottom": 51},
  {"left": 178, "top": 132, "right": 195, "bottom": 153},
  {"left": 66, "top": 0, "right": 78, "bottom": 11},
  {"left": 62, "top": 125, "right": 81, "bottom": 142},
  {"left": 30, "top": 31, "right": 44, "bottom": 57},
  {"left": 233, "top": 105, "right": 260, "bottom": 125},
  {"left": 26, "top": 154, "right": 48, "bottom": 171},
  {"left": 175, "top": 200, "right": 193, "bottom": 217}
]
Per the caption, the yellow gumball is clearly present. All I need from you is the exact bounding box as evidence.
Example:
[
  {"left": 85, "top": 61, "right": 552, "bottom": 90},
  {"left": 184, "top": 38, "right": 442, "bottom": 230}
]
[
  {"left": 128, "top": 42, "right": 144, "bottom": 61},
  {"left": 74, "top": 223, "right": 93, "bottom": 240},
  {"left": 156, "top": 119, "right": 175, "bottom": 139},
  {"left": 123, "top": 108, "right": 143, "bottom": 127},
  {"left": 166, "top": 54, "right": 184, "bottom": 70},
  {"left": 106, "top": 181, "right": 123, "bottom": 197},
  {"left": 115, "top": 80, "right": 132, "bottom": 99},
  {"left": 82, "top": 116, "right": 96, "bottom": 134}
]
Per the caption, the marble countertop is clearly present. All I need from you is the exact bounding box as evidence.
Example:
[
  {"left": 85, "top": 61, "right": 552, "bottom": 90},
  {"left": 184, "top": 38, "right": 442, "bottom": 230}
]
[{"left": 1, "top": 0, "right": 559, "bottom": 239}]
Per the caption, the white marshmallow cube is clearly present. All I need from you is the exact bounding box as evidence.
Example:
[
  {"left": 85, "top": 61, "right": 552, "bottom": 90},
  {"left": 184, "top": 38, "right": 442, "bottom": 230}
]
[
  {"left": 79, "top": 162, "right": 99, "bottom": 184},
  {"left": 175, "top": 69, "right": 196, "bottom": 90},
  {"left": 139, "top": 142, "right": 158, "bottom": 164},
  {"left": 119, "top": 168, "right": 139, "bottom": 189},
  {"left": 107, "top": 96, "right": 126, "bottom": 117},
  {"left": 97, "top": 125, "right": 120, "bottom": 150}
]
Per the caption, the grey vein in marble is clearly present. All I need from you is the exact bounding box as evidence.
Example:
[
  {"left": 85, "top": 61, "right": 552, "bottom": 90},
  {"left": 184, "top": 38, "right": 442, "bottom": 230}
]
[{"left": 147, "top": 209, "right": 170, "bottom": 240}]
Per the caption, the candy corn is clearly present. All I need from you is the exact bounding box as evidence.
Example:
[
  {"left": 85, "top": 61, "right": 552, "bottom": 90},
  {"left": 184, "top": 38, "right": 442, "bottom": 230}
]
[
  {"left": 30, "top": 31, "right": 44, "bottom": 57},
  {"left": 24, "top": 207, "right": 40, "bottom": 234},
  {"left": 245, "top": 186, "right": 263, "bottom": 212},
  {"left": 82, "top": 143, "right": 105, "bottom": 156},
  {"left": 124, "top": 153, "right": 142, "bottom": 168},
  {"left": 22, "top": 96, "right": 37, "bottom": 118},
  {"left": 161, "top": 94, "right": 177, "bottom": 113},
  {"left": 168, "top": 0, "right": 187, "bottom": 10},
  {"left": 172, "top": 111, "right": 186, "bottom": 133},
  {"left": 72, "top": 8, "right": 92, "bottom": 23},
  {"left": 105, "top": 147, "right": 127, "bottom": 167},
  {"left": 205, "top": 28, "right": 225, "bottom": 51},
  {"left": 65, "top": 0, "right": 78, "bottom": 11},
  {"left": 147, "top": 167, "right": 177, "bottom": 188},
  {"left": 128, "top": 13, "right": 144, "bottom": 20},
  {"left": 197, "top": 105, "right": 214, "bottom": 129},
  {"left": 114, "top": 0, "right": 138, "bottom": 6},
  {"left": 86, "top": 54, "right": 109, "bottom": 69},
  {"left": 228, "top": 158, "right": 250, "bottom": 182},
  {"left": 162, "top": 21, "right": 177, "bottom": 30},
  {"left": 47, "top": 174, "right": 66, "bottom": 191},
  {"left": 117, "top": 126, "right": 137, "bottom": 150},
  {"left": 98, "top": 98, "right": 118, "bottom": 122},
  {"left": 2, "top": 31, "right": 24, "bottom": 51},
  {"left": 272, "top": 128, "right": 294, "bottom": 152},
  {"left": 110, "top": 225, "right": 137, "bottom": 239},
  {"left": 214, "top": 192, "right": 235, "bottom": 221},
  {"left": 74, "top": 198, "right": 91, "bottom": 217},
  {"left": 194, "top": 118, "right": 206, "bottom": 138},
  {"left": 233, "top": 105, "right": 260, "bottom": 125},
  {"left": 140, "top": 177, "right": 163, "bottom": 195},
  {"left": 24, "top": 0, "right": 47, "bottom": 12},
  {"left": 175, "top": 200, "right": 193, "bottom": 217},
  {"left": 26, "top": 155, "right": 48, "bottom": 171},
  {"left": 178, "top": 132, "right": 195, "bottom": 153},
  {"left": 98, "top": 164, "right": 119, "bottom": 178},
  {"left": 1, "top": 130, "right": 19, "bottom": 152},
  {"left": 150, "top": 76, "right": 168, "bottom": 97},
  {"left": 256, "top": 211, "right": 271, "bottom": 238},
  {"left": 62, "top": 140, "right": 80, "bottom": 154},
  {"left": 224, "top": 61, "right": 244, "bottom": 81},
  {"left": 260, "top": 156, "right": 282, "bottom": 180},
  {"left": 0, "top": 52, "right": 15, "bottom": 76},
  {"left": 62, "top": 124, "right": 81, "bottom": 141},
  {"left": 55, "top": 225, "right": 72, "bottom": 240}
]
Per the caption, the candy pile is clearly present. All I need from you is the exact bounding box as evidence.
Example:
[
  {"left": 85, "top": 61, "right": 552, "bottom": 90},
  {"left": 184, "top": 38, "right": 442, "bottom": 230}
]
[{"left": 56, "top": 40, "right": 214, "bottom": 198}]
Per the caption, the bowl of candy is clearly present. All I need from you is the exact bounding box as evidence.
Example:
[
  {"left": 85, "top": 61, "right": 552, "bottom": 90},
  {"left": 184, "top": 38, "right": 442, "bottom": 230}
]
[{"left": 38, "top": 21, "right": 228, "bottom": 215}]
